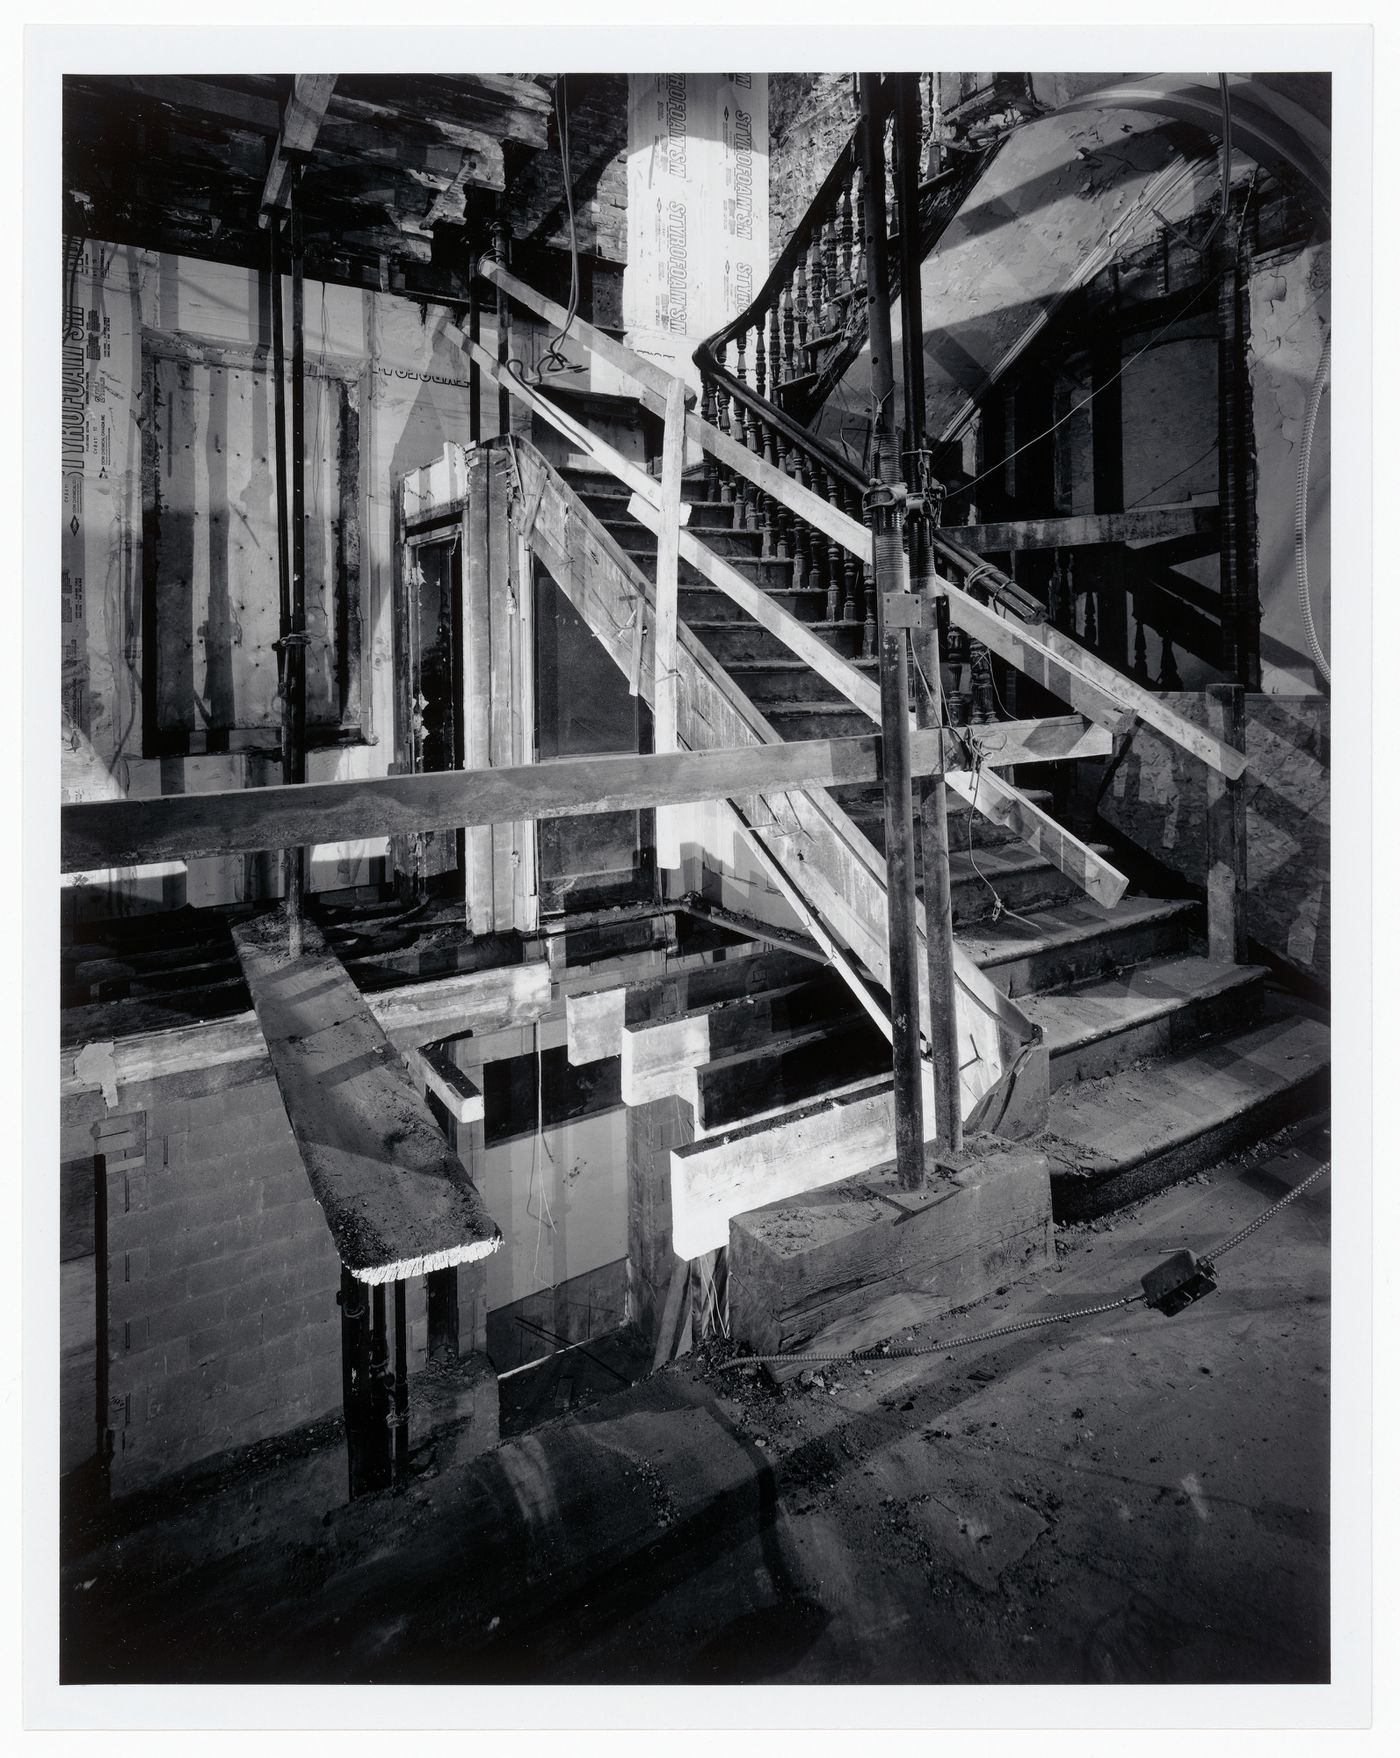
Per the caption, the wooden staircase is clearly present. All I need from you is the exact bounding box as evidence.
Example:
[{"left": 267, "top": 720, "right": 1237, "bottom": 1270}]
[{"left": 555, "top": 450, "right": 1329, "bottom": 1223}]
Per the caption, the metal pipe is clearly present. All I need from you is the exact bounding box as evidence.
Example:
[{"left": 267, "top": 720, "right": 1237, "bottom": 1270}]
[
  {"left": 896, "top": 73, "right": 961, "bottom": 1158},
  {"left": 493, "top": 206, "right": 510, "bottom": 438},
  {"left": 860, "top": 72, "right": 925, "bottom": 1191},
  {"left": 468, "top": 268, "right": 481, "bottom": 445},
  {"left": 286, "top": 170, "right": 308, "bottom": 954}
]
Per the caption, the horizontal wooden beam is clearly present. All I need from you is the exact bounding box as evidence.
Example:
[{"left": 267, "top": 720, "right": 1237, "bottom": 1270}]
[
  {"left": 93, "top": 75, "right": 284, "bottom": 133},
  {"left": 941, "top": 500, "right": 1218, "bottom": 555},
  {"left": 61, "top": 960, "right": 552, "bottom": 1100},
  {"left": 259, "top": 75, "right": 337, "bottom": 223},
  {"left": 61, "top": 719, "right": 1110, "bottom": 872},
  {"left": 941, "top": 579, "right": 1137, "bottom": 738}
]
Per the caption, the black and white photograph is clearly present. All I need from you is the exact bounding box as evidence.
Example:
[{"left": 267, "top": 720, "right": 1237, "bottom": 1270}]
[{"left": 17, "top": 9, "right": 1380, "bottom": 1734}]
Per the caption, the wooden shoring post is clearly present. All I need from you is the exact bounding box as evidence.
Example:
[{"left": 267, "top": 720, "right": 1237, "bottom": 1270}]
[
  {"left": 269, "top": 218, "right": 292, "bottom": 780},
  {"left": 897, "top": 73, "right": 961, "bottom": 1159},
  {"left": 285, "top": 168, "right": 308, "bottom": 957},
  {"left": 338, "top": 1267, "right": 372, "bottom": 1498},
  {"left": 860, "top": 71, "right": 925, "bottom": 1191},
  {"left": 1216, "top": 216, "right": 1261, "bottom": 690},
  {"left": 392, "top": 1280, "right": 409, "bottom": 1487},
  {"left": 653, "top": 379, "right": 688, "bottom": 872},
  {"left": 492, "top": 203, "right": 511, "bottom": 440},
  {"left": 1205, "top": 683, "right": 1249, "bottom": 962}
]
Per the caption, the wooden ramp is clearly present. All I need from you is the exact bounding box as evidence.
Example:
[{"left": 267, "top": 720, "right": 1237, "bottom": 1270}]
[{"left": 231, "top": 912, "right": 501, "bottom": 1285}]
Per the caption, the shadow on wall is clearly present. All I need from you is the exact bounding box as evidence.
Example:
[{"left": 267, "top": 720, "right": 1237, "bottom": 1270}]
[{"left": 1098, "top": 692, "right": 1329, "bottom": 986}]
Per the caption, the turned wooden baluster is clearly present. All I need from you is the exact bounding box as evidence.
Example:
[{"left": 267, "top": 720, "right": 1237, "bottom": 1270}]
[
  {"left": 780, "top": 286, "right": 795, "bottom": 387},
  {"left": 839, "top": 178, "right": 855, "bottom": 306},
  {"left": 793, "top": 259, "right": 808, "bottom": 363},
  {"left": 774, "top": 431, "right": 794, "bottom": 561},
  {"left": 769, "top": 301, "right": 783, "bottom": 396},
  {"left": 1083, "top": 587, "right": 1099, "bottom": 648},
  {"left": 786, "top": 443, "right": 810, "bottom": 579},
  {"left": 852, "top": 162, "right": 866, "bottom": 299},
  {"left": 840, "top": 486, "right": 859, "bottom": 623},
  {"left": 753, "top": 313, "right": 767, "bottom": 400},
  {"left": 808, "top": 231, "right": 825, "bottom": 342},
  {"left": 700, "top": 375, "right": 720, "bottom": 500},
  {"left": 823, "top": 207, "right": 840, "bottom": 330}
]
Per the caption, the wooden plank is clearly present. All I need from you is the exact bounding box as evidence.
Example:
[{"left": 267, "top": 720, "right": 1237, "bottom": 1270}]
[
  {"left": 1206, "top": 684, "right": 1249, "bottom": 962},
  {"left": 1032, "top": 618, "right": 1248, "bottom": 781},
  {"left": 60, "top": 738, "right": 904, "bottom": 869},
  {"left": 944, "top": 764, "right": 1129, "bottom": 910},
  {"left": 940, "top": 501, "right": 1218, "bottom": 554},
  {"left": 99, "top": 75, "right": 283, "bottom": 133},
  {"left": 654, "top": 381, "right": 689, "bottom": 870},
  {"left": 446, "top": 327, "right": 668, "bottom": 515},
  {"left": 940, "top": 580, "right": 1137, "bottom": 738},
  {"left": 476, "top": 259, "right": 681, "bottom": 412},
  {"left": 627, "top": 490, "right": 882, "bottom": 720},
  {"left": 670, "top": 1074, "right": 910, "bottom": 1260},
  {"left": 260, "top": 76, "right": 337, "bottom": 223},
  {"left": 230, "top": 913, "right": 500, "bottom": 1284},
  {"left": 408, "top": 1042, "right": 485, "bottom": 1125},
  {"left": 59, "top": 959, "right": 552, "bottom": 1100}
]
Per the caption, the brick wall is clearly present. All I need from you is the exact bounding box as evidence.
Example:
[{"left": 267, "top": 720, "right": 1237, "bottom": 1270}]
[{"left": 66, "top": 1058, "right": 436, "bottom": 1498}]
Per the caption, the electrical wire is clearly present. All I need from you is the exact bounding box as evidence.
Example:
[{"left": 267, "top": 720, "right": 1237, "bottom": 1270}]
[
  {"left": 718, "top": 1160, "right": 1330, "bottom": 1368},
  {"left": 1295, "top": 330, "right": 1331, "bottom": 688}
]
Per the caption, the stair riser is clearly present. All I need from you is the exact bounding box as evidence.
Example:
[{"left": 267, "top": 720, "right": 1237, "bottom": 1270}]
[
  {"left": 762, "top": 707, "right": 878, "bottom": 742},
  {"left": 736, "top": 668, "right": 871, "bottom": 706},
  {"left": 612, "top": 525, "right": 768, "bottom": 561},
  {"left": 683, "top": 501, "right": 745, "bottom": 530},
  {"left": 695, "top": 1022, "right": 891, "bottom": 1132},
  {"left": 1050, "top": 1066, "right": 1329, "bottom": 1222},
  {"left": 690, "top": 623, "right": 866, "bottom": 665},
  {"left": 706, "top": 991, "right": 861, "bottom": 1060},
  {"left": 679, "top": 588, "right": 828, "bottom": 623},
  {"left": 950, "top": 863, "right": 1100, "bottom": 928},
  {"left": 985, "top": 910, "right": 1196, "bottom": 998},
  {"left": 845, "top": 803, "right": 1047, "bottom": 855},
  {"left": 1047, "top": 979, "right": 1265, "bottom": 1091}
]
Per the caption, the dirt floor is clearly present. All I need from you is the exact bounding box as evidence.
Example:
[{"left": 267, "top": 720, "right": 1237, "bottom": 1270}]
[{"left": 60, "top": 1116, "right": 1330, "bottom": 1687}]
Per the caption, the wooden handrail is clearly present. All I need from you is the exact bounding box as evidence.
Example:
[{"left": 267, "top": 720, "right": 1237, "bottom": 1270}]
[{"left": 450, "top": 279, "right": 1245, "bottom": 782}]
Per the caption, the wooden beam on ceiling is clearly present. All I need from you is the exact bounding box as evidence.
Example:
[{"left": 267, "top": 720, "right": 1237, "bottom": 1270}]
[
  {"left": 78, "top": 74, "right": 283, "bottom": 134},
  {"left": 260, "top": 74, "right": 337, "bottom": 226},
  {"left": 940, "top": 500, "right": 1219, "bottom": 555}
]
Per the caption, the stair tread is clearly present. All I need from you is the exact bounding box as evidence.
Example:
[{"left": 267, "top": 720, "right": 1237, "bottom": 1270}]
[
  {"left": 1021, "top": 954, "right": 1269, "bottom": 1055},
  {"left": 958, "top": 895, "right": 1195, "bottom": 968},
  {"left": 944, "top": 840, "right": 1111, "bottom": 887},
  {"left": 1044, "top": 1009, "right": 1330, "bottom": 1175}
]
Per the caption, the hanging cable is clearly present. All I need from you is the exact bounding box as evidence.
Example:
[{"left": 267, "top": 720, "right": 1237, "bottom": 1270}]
[{"left": 1295, "top": 329, "right": 1331, "bottom": 688}]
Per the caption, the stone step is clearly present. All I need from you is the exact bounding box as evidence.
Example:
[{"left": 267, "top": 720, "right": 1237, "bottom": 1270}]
[
  {"left": 943, "top": 841, "right": 1118, "bottom": 928},
  {"left": 693, "top": 1011, "right": 890, "bottom": 1133},
  {"left": 727, "top": 658, "right": 879, "bottom": 706},
  {"left": 1022, "top": 953, "right": 1271, "bottom": 1089},
  {"left": 603, "top": 519, "right": 771, "bottom": 561},
  {"left": 957, "top": 895, "right": 1199, "bottom": 997},
  {"left": 678, "top": 586, "right": 829, "bottom": 623},
  {"left": 686, "top": 617, "right": 869, "bottom": 665},
  {"left": 760, "top": 702, "right": 882, "bottom": 742},
  {"left": 1044, "top": 1001, "right": 1330, "bottom": 1218},
  {"left": 628, "top": 549, "right": 799, "bottom": 592}
]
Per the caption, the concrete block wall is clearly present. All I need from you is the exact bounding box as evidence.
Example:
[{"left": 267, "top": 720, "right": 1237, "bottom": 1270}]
[{"left": 71, "top": 1058, "right": 433, "bottom": 1497}]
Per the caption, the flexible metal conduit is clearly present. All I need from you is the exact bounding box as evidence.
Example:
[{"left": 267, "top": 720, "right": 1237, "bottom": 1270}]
[{"left": 1295, "top": 330, "right": 1331, "bottom": 688}]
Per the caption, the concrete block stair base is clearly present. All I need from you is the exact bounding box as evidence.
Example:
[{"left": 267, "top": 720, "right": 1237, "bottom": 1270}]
[{"left": 727, "top": 1141, "right": 1054, "bottom": 1378}]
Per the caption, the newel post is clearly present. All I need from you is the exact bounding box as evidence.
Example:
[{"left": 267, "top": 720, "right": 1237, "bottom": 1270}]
[{"left": 1205, "top": 683, "right": 1249, "bottom": 963}]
